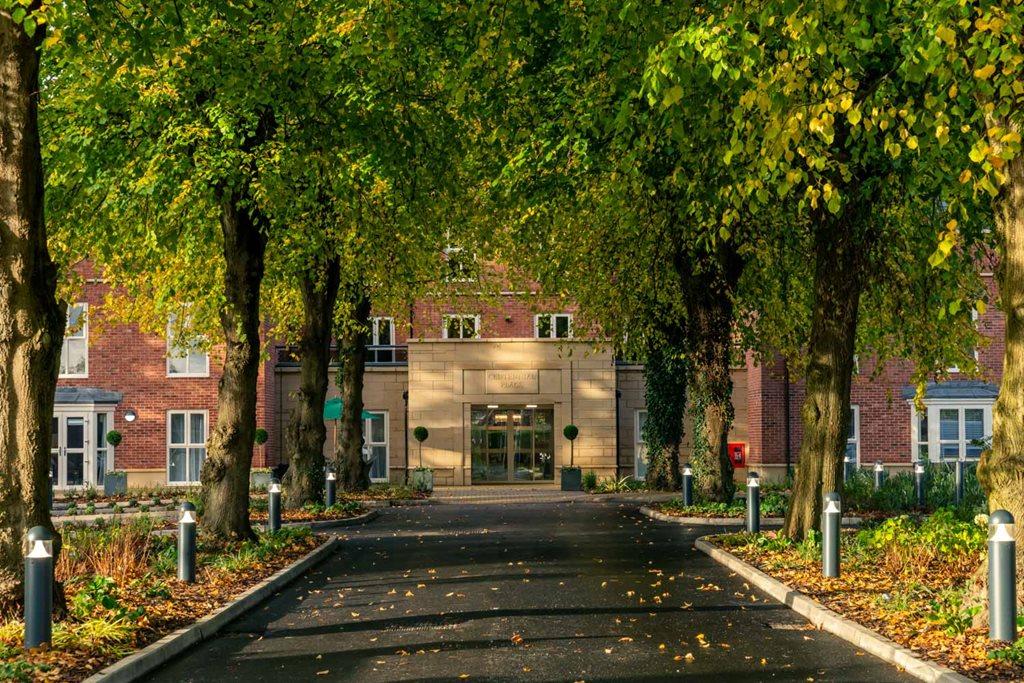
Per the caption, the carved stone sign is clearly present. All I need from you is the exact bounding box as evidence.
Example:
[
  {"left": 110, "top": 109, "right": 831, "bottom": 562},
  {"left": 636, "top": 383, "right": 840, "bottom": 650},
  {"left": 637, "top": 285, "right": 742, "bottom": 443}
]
[{"left": 485, "top": 369, "right": 539, "bottom": 394}]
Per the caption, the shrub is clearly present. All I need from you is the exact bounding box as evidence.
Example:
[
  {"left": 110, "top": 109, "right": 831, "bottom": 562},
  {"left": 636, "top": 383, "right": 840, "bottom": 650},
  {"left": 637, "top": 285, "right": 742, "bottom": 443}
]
[
  {"left": 855, "top": 508, "right": 985, "bottom": 574},
  {"left": 70, "top": 576, "right": 143, "bottom": 622},
  {"left": 843, "top": 469, "right": 876, "bottom": 510},
  {"left": 57, "top": 519, "right": 156, "bottom": 585},
  {"left": 926, "top": 586, "right": 981, "bottom": 636},
  {"left": 594, "top": 476, "right": 645, "bottom": 493},
  {"left": 582, "top": 470, "right": 598, "bottom": 491},
  {"left": 253, "top": 428, "right": 269, "bottom": 445},
  {"left": 105, "top": 430, "right": 123, "bottom": 447}
]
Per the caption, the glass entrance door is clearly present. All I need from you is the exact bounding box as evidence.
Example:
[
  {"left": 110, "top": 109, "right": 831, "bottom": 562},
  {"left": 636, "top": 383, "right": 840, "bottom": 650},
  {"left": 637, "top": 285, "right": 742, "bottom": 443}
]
[
  {"left": 51, "top": 413, "right": 87, "bottom": 488},
  {"left": 471, "top": 406, "right": 554, "bottom": 483}
]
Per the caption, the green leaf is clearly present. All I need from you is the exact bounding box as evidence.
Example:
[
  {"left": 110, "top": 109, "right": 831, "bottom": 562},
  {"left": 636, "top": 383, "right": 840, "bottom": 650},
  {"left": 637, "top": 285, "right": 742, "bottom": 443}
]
[{"left": 662, "top": 84, "right": 684, "bottom": 108}]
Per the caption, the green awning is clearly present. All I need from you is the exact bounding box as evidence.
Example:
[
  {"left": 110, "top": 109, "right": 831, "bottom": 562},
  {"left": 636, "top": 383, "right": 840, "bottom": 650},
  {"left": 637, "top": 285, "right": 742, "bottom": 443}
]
[{"left": 323, "top": 397, "right": 374, "bottom": 421}]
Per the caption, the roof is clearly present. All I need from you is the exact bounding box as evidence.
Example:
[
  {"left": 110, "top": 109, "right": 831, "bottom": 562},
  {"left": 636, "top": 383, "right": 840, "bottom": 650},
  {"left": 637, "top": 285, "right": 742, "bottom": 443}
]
[
  {"left": 900, "top": 380, "right": 998, "bottom": 401},
  {"left": 55, "top": 387, "right": 123, "bottom": 405}
]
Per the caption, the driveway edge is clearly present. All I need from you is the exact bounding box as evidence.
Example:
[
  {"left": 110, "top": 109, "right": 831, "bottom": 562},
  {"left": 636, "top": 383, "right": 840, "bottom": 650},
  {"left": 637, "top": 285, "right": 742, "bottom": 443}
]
[
  {"left": 694, "top": 537, "right": 974, "bottom": 683},
  {"left": 82, "top": 536, "right": 340, "bottom": 683},
  {"left": 639, "top": 505, "right": 862, "bottom": 526}
]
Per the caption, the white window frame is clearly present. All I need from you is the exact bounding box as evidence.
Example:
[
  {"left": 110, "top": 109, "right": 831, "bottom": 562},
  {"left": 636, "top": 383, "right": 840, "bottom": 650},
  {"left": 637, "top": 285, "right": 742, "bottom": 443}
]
[
  {"left": 846, "top": 405, "right": 861, "bottom": 465},
  {"left": 442, "top": 246, "right": 476, "bottom": 283},
  {"left": 635, "top": 409, "right": 648, "bottom": 478},
  {"left": 947, "top": 309, "right": 980, "bottom": 373},
  {"left": 442, "top": 314, "right": 480, "bottom": 339},
  {"left": 364, "top": 410, "right": 389, "bottom": 483},
  {"left": 166, "top": 410, "right": 208, "bottom": 485},
  {"left": 534, "top": 313, "right": 573, "bottom": 339},
  {"left": 166, "top": 313, "right": 210, "bottom": 378},
  {"left": 59, "top": 302, "right": 89, "bottom": 378},
  {"left": 370, "top": 317, "right": 395, "bottom": 345},
  {"left": 910, "top": 399, "right": 993, "bottom": 463}
]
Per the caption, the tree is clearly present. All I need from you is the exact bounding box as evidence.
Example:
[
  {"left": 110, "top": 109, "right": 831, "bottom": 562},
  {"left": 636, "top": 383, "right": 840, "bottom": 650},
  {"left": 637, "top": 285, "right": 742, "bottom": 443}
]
[
  {"left": 905, "top": 0, "right": 1024, "bottom": 610},
  {"left": 642, "top": 339, "right": 688, "bottom": 491},
  {"left": 0, "top": 1, "right": 65, "bottom": 611},
  {"left": 650, "top": 0, "right": 984, "bottom": 538}
]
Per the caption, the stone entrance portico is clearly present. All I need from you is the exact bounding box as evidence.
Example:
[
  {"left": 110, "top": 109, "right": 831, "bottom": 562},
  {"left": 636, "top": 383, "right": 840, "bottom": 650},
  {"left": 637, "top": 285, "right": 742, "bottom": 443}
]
[{"left": 407, "top": 339, "right": 617, "bottom": 486}]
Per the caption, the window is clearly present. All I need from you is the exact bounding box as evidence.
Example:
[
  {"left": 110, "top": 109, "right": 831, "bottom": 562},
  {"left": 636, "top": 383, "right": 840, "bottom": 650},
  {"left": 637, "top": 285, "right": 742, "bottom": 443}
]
[
  {"left": 914, "top": 411, "right": 929, "bottom": 462},
  {"left": 846, "top": 405, "right": 860, "bottom": 463},
  {"left": 364, "top": 411, "right": 388, "bottom": 482},
  {"left": 168, "top": 411, "right": 207, "bottom": 484},
  {"left": 59, "top": 303, "right": 88, "bottom": 377},
  {"left": 368, "top": 317, "right": 395, "bottom": 364},
  {"left": 442, "top": 314, "right": 479, "bottom": 339},
  {"left": 95, "top": 412, "right": 112, "bottom": 487},
  {"left": 635, "top": 409, "right": 648, "bottom": 478},
  {"left": 535, "top": 313, "right": 572, "bottom": 339},
  {"left": 947, "top": 310, "right": 980, "bottom": 373},
  {"left": 167, "top": 313, "right": 209, "bottom": 377},
  {"left": 912, "top": 402, "right": 992, "bottom": 462},
  {"left": 442, "top": 246, "right": 476, "bottom": 282}
]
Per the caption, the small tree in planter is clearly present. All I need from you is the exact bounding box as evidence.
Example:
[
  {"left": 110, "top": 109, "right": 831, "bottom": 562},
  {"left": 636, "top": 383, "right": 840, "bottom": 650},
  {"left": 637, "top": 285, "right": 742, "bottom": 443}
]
[
  {"left": 410, "top": 426, "right": 432, "bottom": 492},
  {"left": 103, "top": 430, "right": 126, "bottom": 494},
  {"left": 254, "top": 428, "right": 269, "bottom": 446},
  {"left": 561, "top": 424, "right": 582, "bottom": 491}
]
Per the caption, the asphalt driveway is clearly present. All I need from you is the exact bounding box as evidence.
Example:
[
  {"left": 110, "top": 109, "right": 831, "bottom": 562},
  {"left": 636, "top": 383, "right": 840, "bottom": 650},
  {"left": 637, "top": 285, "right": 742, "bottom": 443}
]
[{"left": 149, "top": 502, "right": 914, "bottom": 682}]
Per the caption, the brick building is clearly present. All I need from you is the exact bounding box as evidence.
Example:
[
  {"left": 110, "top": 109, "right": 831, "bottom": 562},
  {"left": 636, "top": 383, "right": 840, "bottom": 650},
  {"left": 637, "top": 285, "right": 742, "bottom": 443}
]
[{"left": 53, "top": 267, "right": 1001, "bottom": 489}]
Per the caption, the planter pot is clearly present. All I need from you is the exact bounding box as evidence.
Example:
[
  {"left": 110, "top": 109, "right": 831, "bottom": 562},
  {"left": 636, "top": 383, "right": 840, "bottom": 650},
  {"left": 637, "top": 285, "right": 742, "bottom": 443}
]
[
  {"left": 250, "top": 471, "right": 272, "bottom": 489},
  {"left": 410, "top": 469, "right": 434, "bottom": 493},
  {"left": 560, "top": 467, "right": 582, "bottom": 492},
  {"left": 104, "top": 471, "right": 128, "bottom": 496}
]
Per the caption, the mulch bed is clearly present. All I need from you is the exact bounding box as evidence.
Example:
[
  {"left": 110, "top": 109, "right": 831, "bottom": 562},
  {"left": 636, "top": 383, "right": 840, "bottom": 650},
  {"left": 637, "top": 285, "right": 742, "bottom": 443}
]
[
  {"left": 12, "top": 533, "right": 322, "bottom": 682},
  {"left": 249, "top": 506, "right": 367, "bottom": 523},
  {"left": 713, "top": 531, "right": 1021, "bottom": 681}
]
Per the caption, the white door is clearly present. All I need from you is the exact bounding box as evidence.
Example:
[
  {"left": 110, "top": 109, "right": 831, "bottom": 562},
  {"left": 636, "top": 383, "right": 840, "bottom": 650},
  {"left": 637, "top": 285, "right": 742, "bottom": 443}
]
[{"left": 51, "top": 412, "right": 88, "bottom": 488}]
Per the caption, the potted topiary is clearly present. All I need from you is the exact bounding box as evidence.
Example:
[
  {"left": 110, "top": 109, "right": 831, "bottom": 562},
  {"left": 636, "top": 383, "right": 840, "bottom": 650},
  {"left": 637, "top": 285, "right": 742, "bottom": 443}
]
[
  {"left": 410, "top": 426, "right": 433, "bottom": 492},
  {"left": 560, "top": 424, "right": 582, "bottom": 491},
  {"left": 105, "top": 429, "right": 123, "bottom": 447},
  {"left": 254, "top": 428, "right": 269, "bottom": 446}
]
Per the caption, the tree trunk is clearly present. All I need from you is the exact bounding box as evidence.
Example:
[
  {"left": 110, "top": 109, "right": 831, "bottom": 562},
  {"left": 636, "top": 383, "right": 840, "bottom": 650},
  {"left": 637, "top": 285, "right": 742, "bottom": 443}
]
[
  {"left": 199, "top": 190, "right": 267, "bottom": 541},
  {"left": 0, "top": 7, "right": 66, "bottom": 614},
  {"left": 282, "top": 257, "right": 341, "bottom": 509},
  {"left": 336, "top": 288, "right": 372, "bottom": 492},
  {"left": 686, "top": 245, "right": 743, "bottom": 503},
  {"left": 783, "top": 208, "right": 864, "bottom": 540},
  {"left": 643, "top": 339, "right": 687, "bottom": 491},
  {"left": 975, "top": 119, "right": 1024, "bottom": 617}
]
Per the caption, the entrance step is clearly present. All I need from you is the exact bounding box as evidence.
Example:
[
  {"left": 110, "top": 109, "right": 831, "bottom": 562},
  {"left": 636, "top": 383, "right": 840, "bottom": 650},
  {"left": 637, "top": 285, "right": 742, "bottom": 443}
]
[{"left": 433, "top": 485, "right": 586, "bottom": 504}]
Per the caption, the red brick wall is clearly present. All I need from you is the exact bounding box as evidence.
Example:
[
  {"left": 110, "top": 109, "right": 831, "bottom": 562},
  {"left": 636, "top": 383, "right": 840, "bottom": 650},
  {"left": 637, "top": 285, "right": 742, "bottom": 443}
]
[
  {"left": 746, "top": 274, "right": 1003, "bottom": 468},
  {"left": 57, "top": 273, "right": 271, "bottom": 478}
]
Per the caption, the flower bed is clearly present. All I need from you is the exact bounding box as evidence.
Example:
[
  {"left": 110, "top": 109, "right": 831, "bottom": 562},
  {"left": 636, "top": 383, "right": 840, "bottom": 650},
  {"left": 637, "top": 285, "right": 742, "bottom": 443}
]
[
  {"left": 709, "top": 510, "right": 1022, "bottom": 681},
  {"left": 249, "top": 500, "right": 366, "bottom": 523},
  {"left": 344, "top": 483, "right": 429, "bottom": 501},
  {"left": 654, "top": 486, "right": 789, "bottom": 518},
  {"left": 0, "top": 518, "right": 321, "bottom": 682}
]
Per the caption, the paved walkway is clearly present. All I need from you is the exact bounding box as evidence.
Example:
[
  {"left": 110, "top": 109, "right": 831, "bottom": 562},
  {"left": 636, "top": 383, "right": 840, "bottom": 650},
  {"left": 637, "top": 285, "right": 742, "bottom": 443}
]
[{"left": 150, "top": 503, "right": 914, "bottom": 682}]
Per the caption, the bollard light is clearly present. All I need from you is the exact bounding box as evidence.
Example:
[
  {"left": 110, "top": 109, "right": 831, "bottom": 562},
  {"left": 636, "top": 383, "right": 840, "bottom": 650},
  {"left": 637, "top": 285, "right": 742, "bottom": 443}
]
[
  {"left": 843, "top": 455, "right": 855, "bottom": 483},
  {"left": 177, "top": 502, "right": 197, "bottom": 583},
  {"left": 326, "top": 471, "right": 337, "bottom": 508},
  {"left": 955, "top": 456, "right": 965, "bottom": 505},
  {"left": 682, "top": 464, "right": 693, "bottom": 507},
  {"left": 268, "top": 481, "right": 282, "bottom": 533},
  {"left": 914, "top": 462, "right": 926, "bottom": 508},
  {"left": 24, "top": 526, "right": 53, "bottom": 650},
  {"left": 746, "top": 472, "right": 760, "bottom": 533},
  {"left": 821, "top": 493, "right": 841, "bottom": 578},
  {"left": 873, "top": 460, "right": 884, "bottom": 491},
  {"left": 989, "top": 510, "right": 1017, "bottom": 642}
]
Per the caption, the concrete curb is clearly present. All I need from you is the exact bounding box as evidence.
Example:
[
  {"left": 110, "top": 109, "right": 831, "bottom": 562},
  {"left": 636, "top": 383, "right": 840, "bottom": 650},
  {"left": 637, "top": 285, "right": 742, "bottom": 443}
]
[
  {"left": 82, "top": 536, "right": 340, "bottom": 683},
  {"left": 639, "top": 505, "right": 863, "bottom": 526},
  {"left": 694, "top": 537, "right": 974, "bottom": 683}
]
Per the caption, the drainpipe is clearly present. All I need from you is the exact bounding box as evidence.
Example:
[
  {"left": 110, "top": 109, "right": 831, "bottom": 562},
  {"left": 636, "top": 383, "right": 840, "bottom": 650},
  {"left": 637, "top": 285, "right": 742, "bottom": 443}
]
[
  {"left": 783, "top": 357, "right": 792, "bottom": 477},
  {"left": 615, "top": 387, "right": 622, "bottom": 479},
  {"left": 403, "top": 390, "right": 409, "bottom": 485}
]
